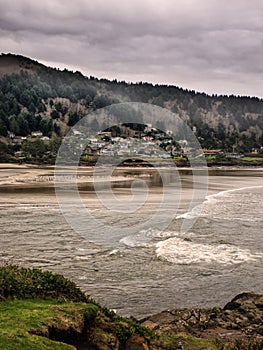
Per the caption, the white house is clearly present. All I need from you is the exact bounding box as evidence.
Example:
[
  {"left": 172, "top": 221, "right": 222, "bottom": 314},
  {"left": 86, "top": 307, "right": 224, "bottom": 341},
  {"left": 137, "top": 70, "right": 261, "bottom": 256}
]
[{"left": 31, "top": 131, "right": 43, "bottom": 137}]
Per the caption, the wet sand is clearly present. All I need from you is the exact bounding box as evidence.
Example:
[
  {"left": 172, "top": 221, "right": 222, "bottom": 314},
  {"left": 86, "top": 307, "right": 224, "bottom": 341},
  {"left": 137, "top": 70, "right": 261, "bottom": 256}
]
[{"left": 1, "top": 163, "right": 262, "bottom": 200}]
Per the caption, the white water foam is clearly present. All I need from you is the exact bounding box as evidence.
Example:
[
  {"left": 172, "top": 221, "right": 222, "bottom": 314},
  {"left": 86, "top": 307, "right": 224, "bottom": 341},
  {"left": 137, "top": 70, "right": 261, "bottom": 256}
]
[
  {"left": 176, "top": 185, "right": 263, "bottom": 221},
  {"left": 156, "top": 237, "right": 262, "bottom": 265},
  {"left": 119, "top": 228, "right": 177, "bottom": 247},
  {"left": 108, "top": 249, "right": 119, "bottom": 255},
  {"left": 120, "top": 228, "right": 159, "bottom": 247},
  {"left": 176, "top": 203, "right": 204, "bottom": 220},
  {"left": 206, "top": 184, "right": 263, "bottom": 203}
]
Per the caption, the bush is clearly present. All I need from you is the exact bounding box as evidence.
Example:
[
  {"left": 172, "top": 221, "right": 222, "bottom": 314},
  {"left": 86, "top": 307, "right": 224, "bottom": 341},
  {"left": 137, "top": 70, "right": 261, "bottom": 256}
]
[
  {"left": 0, "top": 264, "right": 89, "bottom": 302},
  {"left": 84, "top": 304, "right": 99, "bottom": 323}
]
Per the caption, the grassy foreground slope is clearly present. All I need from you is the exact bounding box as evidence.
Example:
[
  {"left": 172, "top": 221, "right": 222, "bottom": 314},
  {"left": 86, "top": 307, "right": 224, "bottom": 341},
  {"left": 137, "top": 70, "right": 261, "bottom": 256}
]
[
  {"left": 0, "top": 299, "right": 93, "bottom": 349},
  {"left": 0, "top": 265, "right": 217, "bottom": 350},
  {"left": 0, "top": 265, "right": 262, "bottom": 350},
  {"left": 0, "top": 265, "right": 159, "bottom": 350}
]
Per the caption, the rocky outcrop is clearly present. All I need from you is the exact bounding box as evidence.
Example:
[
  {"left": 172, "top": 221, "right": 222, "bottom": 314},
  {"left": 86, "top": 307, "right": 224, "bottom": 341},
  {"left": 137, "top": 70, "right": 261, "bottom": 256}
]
[
  {"left": 75, "top": 309, "right": 161, "bottom": 350},
  {"left": 3, "top": 265, "right": 263, "bottom": 349},
  {"left": 141, "top": 292, "right": 263, "bottom": 341},
  {"left": 46, "top": 292, "right": 263, "bottom": 349}
]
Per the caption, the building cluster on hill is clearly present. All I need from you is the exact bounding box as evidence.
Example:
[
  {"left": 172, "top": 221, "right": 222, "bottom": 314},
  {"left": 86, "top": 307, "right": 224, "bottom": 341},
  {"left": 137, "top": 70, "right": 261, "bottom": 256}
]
[{"left": 2, "top": 120, "right": 263, "bottom": 164}]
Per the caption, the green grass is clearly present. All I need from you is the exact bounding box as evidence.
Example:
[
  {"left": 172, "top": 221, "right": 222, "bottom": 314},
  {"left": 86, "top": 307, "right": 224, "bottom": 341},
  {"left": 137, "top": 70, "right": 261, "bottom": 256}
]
[
  {"left": 0, "top": 299, "right": 97, "bottom": 349},
  {"left": 241, "top": 156, "right": 263, "bottom": 161},
  {"left": 0, "top": 265, "right": 99, "bottom": 349},
  {"left": 1, "top": 265, "right": 262, "bottom": 349},
  {"left": 158, "top": 333, "right": 219, "bottom": 350},
  {"left": 159, "top": 334, "right": 263, "bottom": 349},
  {"left": 205, "top": 155, "right": 216, "bottom": 160}
]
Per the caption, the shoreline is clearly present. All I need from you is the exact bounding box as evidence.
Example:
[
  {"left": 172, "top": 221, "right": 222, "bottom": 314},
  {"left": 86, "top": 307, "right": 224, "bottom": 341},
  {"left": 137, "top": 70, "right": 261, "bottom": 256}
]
[{"left": 1, "top": 163, "right": 263, "bottom": 189}]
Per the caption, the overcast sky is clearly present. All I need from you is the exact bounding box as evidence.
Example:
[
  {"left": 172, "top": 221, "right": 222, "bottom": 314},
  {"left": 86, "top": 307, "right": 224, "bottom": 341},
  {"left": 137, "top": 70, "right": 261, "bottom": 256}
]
[{"left": 1, "top": 0, "right": 263, "bottom": 97}]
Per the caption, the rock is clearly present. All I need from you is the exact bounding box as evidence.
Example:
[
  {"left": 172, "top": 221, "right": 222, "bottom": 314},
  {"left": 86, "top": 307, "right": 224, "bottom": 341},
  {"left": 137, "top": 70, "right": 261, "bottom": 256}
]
[
  {"left": 223, "top": 301, "right": 241, "bottom": 310},
  {"left": 141, "top": 320, "right": 159, "bottom": 331},
  {"left": 88, "top": 329, "right": 119, "bottom": 350},
  {"left": 142, "top": 292, "right": 263, "bottom": 341},
  {"left": 147, "top": 311, "right": 176, "bottom": 325},
  {"left": 125, "top": 335, "right": 150, "bottom": 350}
]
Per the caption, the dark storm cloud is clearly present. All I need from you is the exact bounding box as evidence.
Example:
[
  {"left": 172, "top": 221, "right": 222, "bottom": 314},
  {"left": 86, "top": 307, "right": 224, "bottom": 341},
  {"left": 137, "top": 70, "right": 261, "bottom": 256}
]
[{"left": 1, "top": 0, "right": 263, "bottom": 97}]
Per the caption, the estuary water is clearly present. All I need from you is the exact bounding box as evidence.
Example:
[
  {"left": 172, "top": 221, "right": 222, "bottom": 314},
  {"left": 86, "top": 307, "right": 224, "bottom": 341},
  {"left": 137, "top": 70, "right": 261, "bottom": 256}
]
[{"left": 0, "top": 165, "right": 263, "bottom": 318}]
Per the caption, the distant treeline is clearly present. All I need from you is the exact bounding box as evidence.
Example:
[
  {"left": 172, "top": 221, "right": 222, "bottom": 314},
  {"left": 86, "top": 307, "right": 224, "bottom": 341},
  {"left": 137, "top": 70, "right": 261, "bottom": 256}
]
[{"left": 0, "top": 53, "right": 263, "bottom": 153}]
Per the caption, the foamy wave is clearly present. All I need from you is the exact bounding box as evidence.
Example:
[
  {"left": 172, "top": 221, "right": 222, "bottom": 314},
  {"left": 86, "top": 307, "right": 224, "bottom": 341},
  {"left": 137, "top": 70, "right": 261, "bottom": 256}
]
[
  {"left": 207, "top": 185, "right": 263, "bottom": 202},
  {"left": 120, "top": 228, "right": 171, "bottom": 247},
  {"left": 176, "top": 203, "right": 203, "bottom": 220},
  {"left": 109, "top": 249, "right": 118, "bottom": 255},
  {"left": 156, "top": 237, "right": 262, "bottom": 265},
  {"left": 176, "top": 185, "right": 263, "bottom": 222},
  {"left": 120, "top": 235, "right": 150, "bottom": 247}
]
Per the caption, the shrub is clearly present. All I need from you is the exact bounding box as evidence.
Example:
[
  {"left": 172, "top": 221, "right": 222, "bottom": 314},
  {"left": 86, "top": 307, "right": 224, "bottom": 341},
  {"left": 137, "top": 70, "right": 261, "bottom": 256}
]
[{"left": 0, "top": 264, "right": 89, "bottom": 302}]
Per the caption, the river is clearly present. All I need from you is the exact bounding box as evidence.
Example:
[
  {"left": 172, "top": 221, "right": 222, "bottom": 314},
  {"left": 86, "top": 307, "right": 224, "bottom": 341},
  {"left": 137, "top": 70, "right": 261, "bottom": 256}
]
[{"left": 0, "top": 165, "right": 262, "bottom": 318}]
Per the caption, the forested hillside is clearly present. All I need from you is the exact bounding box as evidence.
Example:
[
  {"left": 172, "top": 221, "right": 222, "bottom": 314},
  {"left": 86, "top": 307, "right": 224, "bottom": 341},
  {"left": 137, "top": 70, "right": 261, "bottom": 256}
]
[{"left": 0, "top": 53, "right": 263, "bottom": 161}]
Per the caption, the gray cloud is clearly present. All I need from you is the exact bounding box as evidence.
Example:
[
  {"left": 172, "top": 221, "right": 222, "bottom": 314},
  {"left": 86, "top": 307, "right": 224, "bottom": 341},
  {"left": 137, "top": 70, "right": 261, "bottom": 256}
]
[{"left": 1, "top": 0, "right": 263, "bottom": 97}]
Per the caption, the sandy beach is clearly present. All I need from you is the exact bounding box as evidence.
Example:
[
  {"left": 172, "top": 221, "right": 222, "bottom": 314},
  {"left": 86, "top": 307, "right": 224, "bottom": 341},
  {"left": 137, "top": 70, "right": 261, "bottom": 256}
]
[{"left": 0, "top": 164, "right": 138, "bottom": 187}]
